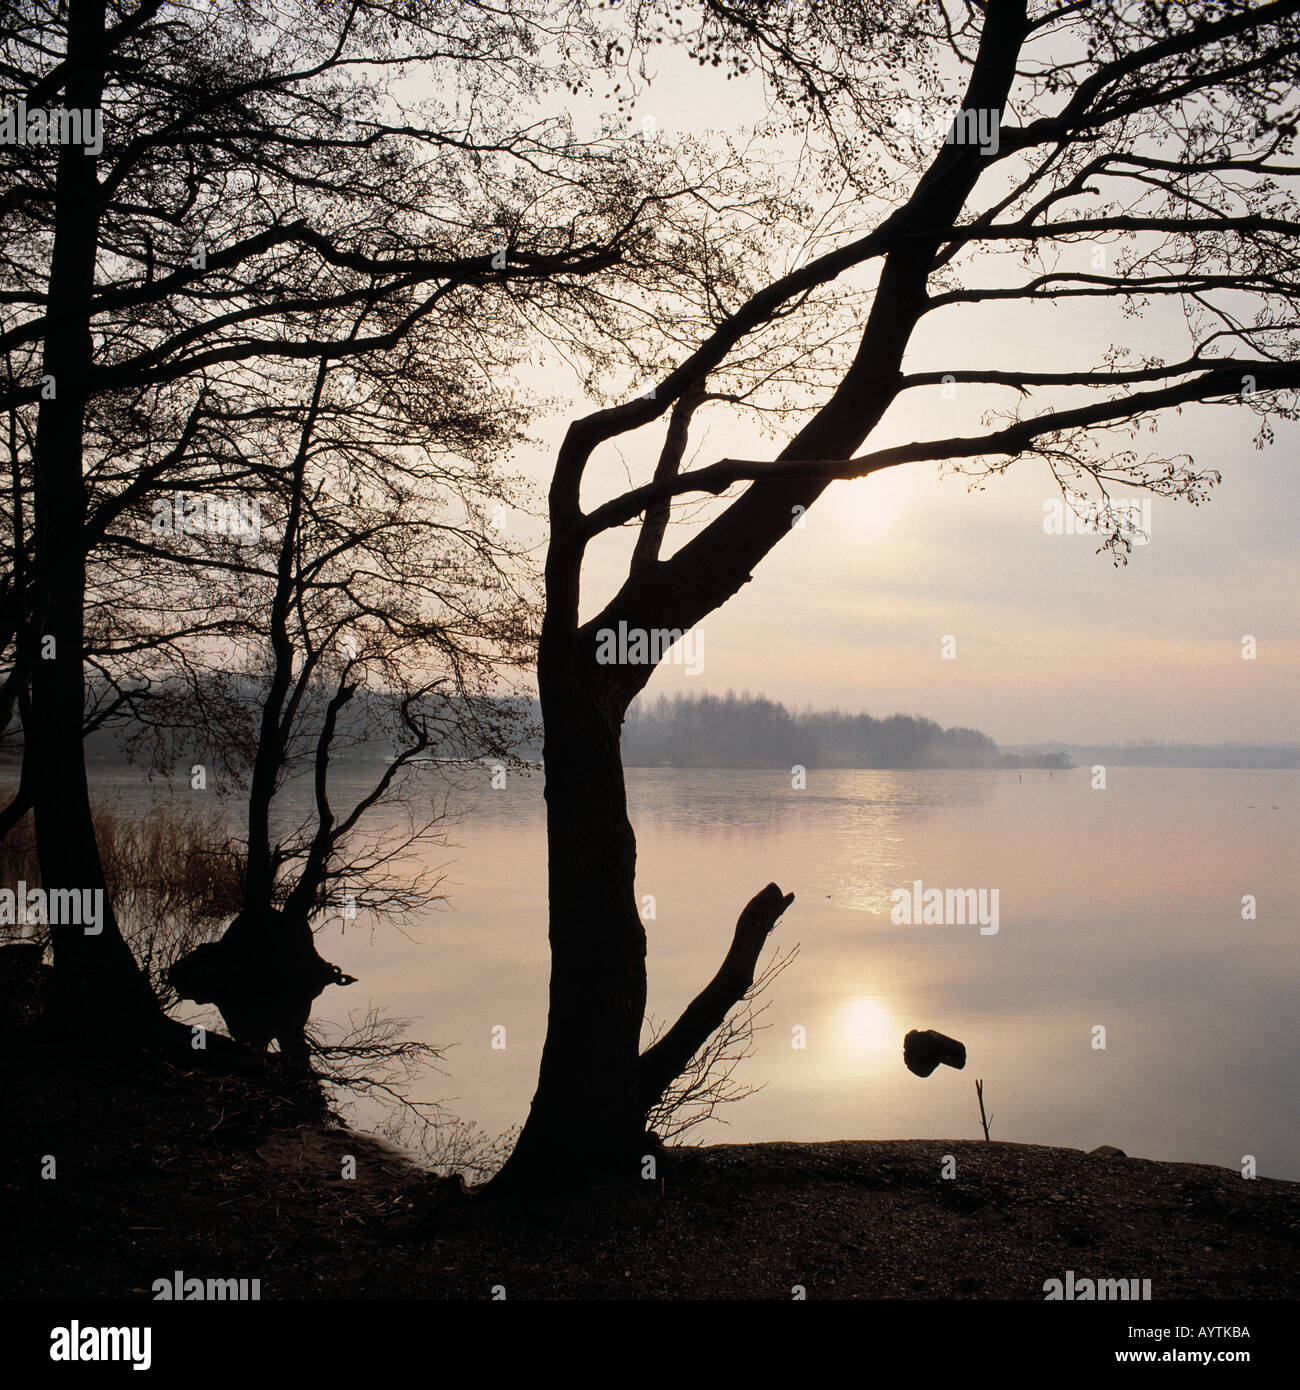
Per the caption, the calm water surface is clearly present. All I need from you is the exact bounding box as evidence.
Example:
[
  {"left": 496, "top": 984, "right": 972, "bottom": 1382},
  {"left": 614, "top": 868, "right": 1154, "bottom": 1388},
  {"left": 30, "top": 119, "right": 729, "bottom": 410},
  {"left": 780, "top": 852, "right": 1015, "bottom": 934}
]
[{"left": 93, "top": 765, "right": 1299, "bottom": 1178}]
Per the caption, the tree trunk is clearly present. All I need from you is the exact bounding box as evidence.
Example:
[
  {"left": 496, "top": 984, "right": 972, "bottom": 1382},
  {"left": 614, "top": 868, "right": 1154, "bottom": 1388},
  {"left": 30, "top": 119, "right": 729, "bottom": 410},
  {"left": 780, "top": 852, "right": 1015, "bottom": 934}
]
[
  {"left": 27, "top": 0, "right": 160, "bottom": 1033},
  {"left": 493, "top": 674, "right": 647, "bottom": 1188},
  {"left": 493, "top": 0, "right": 1034, "bottom": 1192}
]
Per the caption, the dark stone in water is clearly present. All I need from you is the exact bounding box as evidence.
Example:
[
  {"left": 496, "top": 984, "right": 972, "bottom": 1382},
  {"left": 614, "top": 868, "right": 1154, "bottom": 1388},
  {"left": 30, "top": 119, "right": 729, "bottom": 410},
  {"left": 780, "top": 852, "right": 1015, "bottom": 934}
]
[{"left": 903, "top": 1028, "right": 967, "bottom": 1077}]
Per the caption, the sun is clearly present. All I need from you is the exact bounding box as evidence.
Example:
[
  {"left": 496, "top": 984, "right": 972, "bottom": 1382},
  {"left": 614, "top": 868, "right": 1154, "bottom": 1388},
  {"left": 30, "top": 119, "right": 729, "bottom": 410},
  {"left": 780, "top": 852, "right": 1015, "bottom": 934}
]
[{"left": 837, "top": 995, "right": 895, "bottom": 1053}]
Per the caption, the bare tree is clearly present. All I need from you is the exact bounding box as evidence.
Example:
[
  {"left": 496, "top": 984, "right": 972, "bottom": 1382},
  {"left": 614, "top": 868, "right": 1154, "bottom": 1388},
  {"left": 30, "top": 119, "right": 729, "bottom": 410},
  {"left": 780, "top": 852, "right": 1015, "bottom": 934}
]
[
  {"left": 494, "top": 0, "right": 1300, "bottom": 1187},
  {"left": 0, "top": 0, "right": 706, "bottom": 1036},
  {"left": 164, "top": 341, "right": 536, "bottom": 1064}
]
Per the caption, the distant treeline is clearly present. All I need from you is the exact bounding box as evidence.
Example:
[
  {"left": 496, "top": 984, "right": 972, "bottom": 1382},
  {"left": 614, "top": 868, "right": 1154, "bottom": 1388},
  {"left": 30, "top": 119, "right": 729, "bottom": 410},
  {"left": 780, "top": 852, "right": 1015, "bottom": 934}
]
[
  {"left": 22, "top": 678, "right": 1062, "bottom": 772},
  {"left": 621, "top": 692, "right": 1070, "bottom": 770},
  {"left": 30, "top": 677, "right": 539, "bottom": 773},
  {"left": 19, "top": 677, "right": 1286, "bottom": 773}
]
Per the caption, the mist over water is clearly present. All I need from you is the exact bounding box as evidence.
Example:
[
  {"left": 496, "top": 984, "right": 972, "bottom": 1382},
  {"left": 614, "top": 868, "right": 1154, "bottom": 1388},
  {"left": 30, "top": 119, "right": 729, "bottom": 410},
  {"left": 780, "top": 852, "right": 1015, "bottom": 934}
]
[{"left": 96, "top": 765, "right": 1299, "bottom": 1179}]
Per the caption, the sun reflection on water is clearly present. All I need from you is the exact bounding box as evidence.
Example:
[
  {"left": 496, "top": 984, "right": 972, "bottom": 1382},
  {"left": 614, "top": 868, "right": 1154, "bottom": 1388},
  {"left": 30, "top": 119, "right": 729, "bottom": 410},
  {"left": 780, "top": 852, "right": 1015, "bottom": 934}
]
[{"left": 836, "top": 994, "right": 897, "bottom": 1053}]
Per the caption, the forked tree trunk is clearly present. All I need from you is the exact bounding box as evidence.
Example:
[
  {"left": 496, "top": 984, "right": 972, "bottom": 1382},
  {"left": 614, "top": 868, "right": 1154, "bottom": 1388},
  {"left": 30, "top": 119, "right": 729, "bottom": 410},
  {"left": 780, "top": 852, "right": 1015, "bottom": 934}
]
[{"left": 493, "top": 670, "right": 794, "bottom": 1192}]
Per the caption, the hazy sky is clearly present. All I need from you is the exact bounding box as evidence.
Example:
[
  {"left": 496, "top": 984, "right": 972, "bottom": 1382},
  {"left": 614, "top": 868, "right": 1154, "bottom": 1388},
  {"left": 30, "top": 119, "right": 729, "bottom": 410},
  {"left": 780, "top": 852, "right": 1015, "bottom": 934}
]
[{"left": 492, "top": 27, "right": 1300, "bottom": 747}]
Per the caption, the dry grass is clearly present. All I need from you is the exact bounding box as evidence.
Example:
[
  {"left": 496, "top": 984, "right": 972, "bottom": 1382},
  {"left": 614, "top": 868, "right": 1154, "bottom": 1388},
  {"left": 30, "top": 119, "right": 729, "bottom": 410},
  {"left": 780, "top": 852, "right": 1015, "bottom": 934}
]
[
  {"left": 0, "top": 792, "right": 241, "bottom": 999},
  {"left": 0, "top": 792, "right": 494, "bottom": 1171}
]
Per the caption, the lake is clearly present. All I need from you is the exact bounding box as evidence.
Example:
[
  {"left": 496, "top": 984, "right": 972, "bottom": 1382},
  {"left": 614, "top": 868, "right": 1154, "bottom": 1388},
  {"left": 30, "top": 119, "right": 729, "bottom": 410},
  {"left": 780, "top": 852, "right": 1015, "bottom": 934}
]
[{"left": 91, "top": 764, "right": 1299, "bottom": 1179}]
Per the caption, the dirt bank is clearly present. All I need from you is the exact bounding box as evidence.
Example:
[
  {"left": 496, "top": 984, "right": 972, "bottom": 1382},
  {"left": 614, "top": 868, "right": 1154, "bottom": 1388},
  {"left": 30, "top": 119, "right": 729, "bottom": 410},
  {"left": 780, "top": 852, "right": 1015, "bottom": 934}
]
[{"left": 2, "top": 1034, "right": 1295, "bottom": 1300}]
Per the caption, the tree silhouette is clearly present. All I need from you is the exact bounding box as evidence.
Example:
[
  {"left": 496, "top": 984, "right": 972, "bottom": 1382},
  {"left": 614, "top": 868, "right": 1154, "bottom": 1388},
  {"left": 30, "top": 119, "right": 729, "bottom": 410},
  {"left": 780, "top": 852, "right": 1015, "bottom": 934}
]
[
  {"left": 0, "top": 0, "right": 685, "bottom": 1036},
  {"left": 495, "top": 0, "right": 1300, "bottom": 1187}
]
